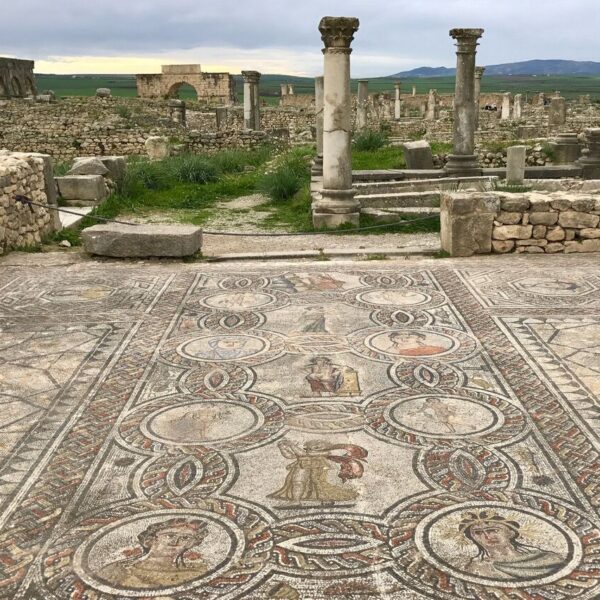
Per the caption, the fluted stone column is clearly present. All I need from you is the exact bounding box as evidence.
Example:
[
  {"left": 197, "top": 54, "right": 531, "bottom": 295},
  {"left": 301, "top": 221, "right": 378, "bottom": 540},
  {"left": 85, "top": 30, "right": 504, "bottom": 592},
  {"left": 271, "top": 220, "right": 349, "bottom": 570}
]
[
  {"left": 313, "top": 16, "right": 360, "bottom": 229},
  {"left": 394, "top": 81, "right": 402, "bottom": 119},
  {"left": 357, "top": 79, "right": 369, "bottom": 130},
  {"left": 312, "top": 75, "right": 325, "bottom": 176},
  {"left": 501, "top": 92, "right": 512, "bottom": 120},
  {"left": 242, "top": 71, "right": 261, "bottom": 130},
  {"left": 474, "top": 66, "right": 484, "bottom": 129},
  {"left": 445, "top": 28, "right": 484, "bottom": 177}
]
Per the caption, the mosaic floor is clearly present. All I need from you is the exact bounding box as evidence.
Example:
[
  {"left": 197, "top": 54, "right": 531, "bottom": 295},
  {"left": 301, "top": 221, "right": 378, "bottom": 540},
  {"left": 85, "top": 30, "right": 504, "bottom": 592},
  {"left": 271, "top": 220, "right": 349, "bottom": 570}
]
[{"left": 0, "top": 254, "right": 599, "bottom": 600}]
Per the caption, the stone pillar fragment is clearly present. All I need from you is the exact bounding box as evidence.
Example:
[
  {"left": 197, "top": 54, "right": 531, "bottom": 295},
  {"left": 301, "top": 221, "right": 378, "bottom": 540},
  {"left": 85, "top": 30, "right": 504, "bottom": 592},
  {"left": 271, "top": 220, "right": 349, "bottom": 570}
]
[
  {"left": 548, "top": 95, "right": 567, "bottom": 129},
  {"left": 474, "top": 66, "right": 484, "bottom": 129},
  {"left": 552, "top": 133, "right": 581, "bottom": 164},
  {"left": 578, "top": 128, "right": 600, "bottom": 178},
  {"left": 501, "top": 92, "right": 512, "bottom": 120},
  {"left": 168, "top": 99, "right": 186, "bottom": 125},
  {"left": 513, "top": 93, "right": 523, "bottom": 119},
  {"left": 313, "top": 16, "right": 360, "bottom": 228},
  {"left": 312, "top": 75, "right": 325, "bottom": 176},
  {"left": 506, "top": 145, "right": 526, "bottom": 185},
  {"left": 426, "top": 89, "right": 438, "bottom": 120},
  {"left": 356, "top": 79, "right": 368, "bottom": 130},
  {"left": 280, "top": 83, "right": 288, "bottom": 98},
  {"left": 215, "top": 107, "right": 228, "bottom": 130},
  {"left": 288, "top": 84, "right": 295, "bottom": 95},
  {"left": 394, "top": 80, "right": 402, "bottom": 119},
  {"left": 445, "top": 28, "right": 484, "bottom": 177},
  {"left": 538, "top": 92, "right": 546, "bottom": 106},
  {"left": 242, "top": 70, "right": 261, "bottom": 130},
  {"left": 412, "top": 85, "right": 416, "bottom": 96}
]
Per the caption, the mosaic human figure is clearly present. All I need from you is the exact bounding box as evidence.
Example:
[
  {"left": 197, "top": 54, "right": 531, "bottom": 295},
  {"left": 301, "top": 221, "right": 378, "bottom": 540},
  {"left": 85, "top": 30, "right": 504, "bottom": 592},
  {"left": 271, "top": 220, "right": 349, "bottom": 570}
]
[
  {"left": 269, "top": 440, "right": 367, "bottom": 503},
  {"left": 384, "top": 331, "right": 448, "bottom": 357},
  {"left": 305, "top": 356, "right": 360, "bottom": 396},
  {"left": 297, "top": 307, "right": 329, "bottom": 333},
  {"left": 171, "top": 404, "right": 232, "bottom": 440},
  {"left": 206, "top": 337, "right": 249, "bottom": 360},
  {"left": 457, "top": 511, "right": 566, "bottom": 580},
  {"left": 98, "top": 518, "right": 209, "bottom": 589},
  {"left": 405, "top": 398, "right": 475, "bottom": 433}
]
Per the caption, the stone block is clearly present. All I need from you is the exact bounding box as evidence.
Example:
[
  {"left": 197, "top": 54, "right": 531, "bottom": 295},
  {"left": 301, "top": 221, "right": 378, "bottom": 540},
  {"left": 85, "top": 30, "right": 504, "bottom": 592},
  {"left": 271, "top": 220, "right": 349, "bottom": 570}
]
[
  {"left": 551, "top": 198, "right": 572, "bottom": 211},
  {"left": 68, "top": 158, "right": 109, "bottom": 177},
  {"left": 99, "top": 156, "right": 127, "bottom": 185},
  {"left": 546, "top": 226, "right": 565, "bottom": 241},
  {"left": 145, "top": 136, "right": 170, "bottom": 160},
  {"left": 56, "top": 175, "right": 107, "bottom": 202},
  {"left": 517, "top": 245, "right": 544, "bottom": 253},
  {"left": 545, "top": 242, "right": 565, "bottom": 253},
  {"left": 401, "top": 141, "right": 434, "bottom": 170},
  {"left": 492, "top": 240, "right": 514, "bottom": 253},
  {"left": 516, "top": 238, "right": 547, "bottom": 246},
  {"left": 493, "top": 225, "right": 533, "bottom": 240},
  {"left": 564, "top": 239, "right": 600, "bottom": 253},
  {"left": 529, "top": 197, "right": 553, "bottom": 212},
  {"left": 558, "top": 211, "right": 600, "bottom": 229},
  {"left": 496, "top": 211, "right": 522, "bottom": 225},
  {"left": 500, "top": 196, "right": 529, "bottom": 212},
  {"left": 82, "top": 224, "right": 202, "bottom": 257},
  {"left": 579, "top": 228, "right": 600, "bottom": 239},
  {"left": 532, "top": 225, "right": 547, "bottom": 239},
  {"left": 529, "top": 212, "right": 558, "bottom": 225},
  {"left": 571, "top": 198, "right": 596, "bottom": 212},
  {"left": 565, "top": 229, "right": 576, "bottom": 241},
  {"left": 506, "top": 145, "right": 526, "bottom": 185},
  {"left": 96, "top": 88, "right": 111, "bottom": 97}
]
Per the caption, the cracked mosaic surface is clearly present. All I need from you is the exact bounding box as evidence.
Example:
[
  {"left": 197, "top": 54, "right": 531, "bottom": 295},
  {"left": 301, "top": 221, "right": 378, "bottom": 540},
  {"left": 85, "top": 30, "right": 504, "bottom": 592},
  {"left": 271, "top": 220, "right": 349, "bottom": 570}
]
[{"left": 0, "top": 255, "right": 599, "bottom": 600}]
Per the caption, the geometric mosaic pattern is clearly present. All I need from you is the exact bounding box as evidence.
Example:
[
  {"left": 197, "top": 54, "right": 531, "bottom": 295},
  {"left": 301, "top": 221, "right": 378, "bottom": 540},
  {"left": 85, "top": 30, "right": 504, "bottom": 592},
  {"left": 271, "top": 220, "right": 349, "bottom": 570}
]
[{"left": 0, "top": 256, "right": 599, "bottom": 599}]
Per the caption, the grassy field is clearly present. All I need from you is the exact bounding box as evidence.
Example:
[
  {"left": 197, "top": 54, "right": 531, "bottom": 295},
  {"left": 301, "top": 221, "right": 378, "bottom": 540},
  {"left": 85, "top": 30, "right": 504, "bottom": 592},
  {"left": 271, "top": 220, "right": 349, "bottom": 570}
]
[{"left": 35, "top": 73, "right": 600, "bottom": 101}]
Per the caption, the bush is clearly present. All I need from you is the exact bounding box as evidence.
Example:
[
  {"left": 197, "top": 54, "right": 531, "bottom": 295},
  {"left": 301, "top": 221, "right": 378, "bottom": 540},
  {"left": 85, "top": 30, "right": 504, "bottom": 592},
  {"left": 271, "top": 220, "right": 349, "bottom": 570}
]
[
  {"left": 166, "top": 155, "right": 220, "bottom": 184},
  {"left": 126, "top": 160, "right": 170, "bottom": 194},
  {"left": 116, "top": 104, "right": 132, "bottom": 119},
  {"left": 353, "top": 129, "right": 388, "bottom": 151},
  {"left": 260, "top": 166, "right": 304, "bottom": 202}
]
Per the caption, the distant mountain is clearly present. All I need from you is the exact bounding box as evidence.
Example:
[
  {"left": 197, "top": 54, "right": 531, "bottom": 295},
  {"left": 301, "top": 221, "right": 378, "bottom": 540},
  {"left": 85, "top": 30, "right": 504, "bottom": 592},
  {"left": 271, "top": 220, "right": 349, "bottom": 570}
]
[{"left": 392, "top": 60, "right": 600, "bottom": 78}]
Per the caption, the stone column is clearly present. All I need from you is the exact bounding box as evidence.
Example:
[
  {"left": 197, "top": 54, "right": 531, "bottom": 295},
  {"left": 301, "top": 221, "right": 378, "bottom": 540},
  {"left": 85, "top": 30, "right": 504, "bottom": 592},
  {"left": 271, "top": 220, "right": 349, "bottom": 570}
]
[
  {"left": 474, "top": 66, "right": 484, "bottom": 129},
  {"left": 578, "top": 128, "right": 600, "bottom": 178},
  {"left": 506, "top": 145, "right": 526, "bottom": 185},
  {"left": 168, "top": 99, "right": 186, "bottom": 126},
  {"left": 513, "top": 93, "right": 523, "bottom": 119},
  {"left": 538, "top": 92, "right": 546, "bottom": 106},
  {"left": 288, "top": 84, "right": 295, "bottom": 95},
  {"left": 548, "top": 95, "right": 567, "bottom": 129},
  {"left": 215, "top": 107, "right": 228, "bottom": 130},
  {"left": 412, "top": 85, "right": 417, "bottom": 96},
  {"left": 242, "top": 71, "right": 260, "bottom": 130},
  {"left": 501, "top": 92, "right": 512, "bottom": 120},
  {"left": 312, "top": 75, "right": 325, "bottom": 176},
  {"left": 445, "top": 28, "right": 484, "bottom": 177},
  {"left": 356, "top": 79, "right": 368, "bottom": 130},
  {"left": 426, "top": 89, "right": 438, "bottom": 120},
  {"left": 313, "top": 16, "right": 360, "bottom": 228},
  {"left": 394, "top": 80, "right": 402, "bottom": 119},
  {"left": 280, "top": 83, "right": 288, "bottom": 98}
]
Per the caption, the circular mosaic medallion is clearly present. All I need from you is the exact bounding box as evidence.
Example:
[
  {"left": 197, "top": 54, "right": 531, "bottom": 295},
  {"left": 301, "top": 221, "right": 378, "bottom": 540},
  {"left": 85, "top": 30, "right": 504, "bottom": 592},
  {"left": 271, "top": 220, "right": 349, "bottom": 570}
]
[
  {"left": 160, "top": 330, "right": 285, "bottom": 368},
  {"left": 43, "top": 283, "right": 115, "bottom": 303},
  {"left": 365, "top": 388, "right": 527, "bottom": 448},
  {"left": 389, "top": 492, "right": 600, "bottom": 598},
  {"left": 41, "top": 500, "right": 271, "bottom": 598},
  {"left": 119, "top": 393, "right": 285, "bottom": 453},
  {"left": 512, "top": 276, "right": 593, "bottom": 298},
  {"left": 349, "top": 287, "right": 446, "bottom": 312},
  {"left": 349, "top": 326, "right": 478, "bottom": 364},
  {"left": 190, "top": 290, "right": 286, "bottom": 313}
]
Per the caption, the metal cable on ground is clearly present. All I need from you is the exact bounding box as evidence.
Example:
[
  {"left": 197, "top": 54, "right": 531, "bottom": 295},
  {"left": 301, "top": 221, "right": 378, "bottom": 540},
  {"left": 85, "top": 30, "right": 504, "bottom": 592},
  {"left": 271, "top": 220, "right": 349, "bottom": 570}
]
[{"left": 14, "top": 195, "right": 439, "bottom": 237}]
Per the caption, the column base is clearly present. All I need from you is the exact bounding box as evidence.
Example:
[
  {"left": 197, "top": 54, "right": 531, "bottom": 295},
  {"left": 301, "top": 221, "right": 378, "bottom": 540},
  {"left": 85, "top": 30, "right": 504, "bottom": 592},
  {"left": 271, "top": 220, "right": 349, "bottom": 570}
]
[
  {"left": 312, "top": 188, "right": 360, "bottom": 229},
  {"left": 311, "top": 155, "right": 323, "bottom": 176},
  {"left": 579, "top": 160, "right": 600, "bottom": 179},
  {"left": 444, "top": 154, "right": 482, "bottom": 177}
]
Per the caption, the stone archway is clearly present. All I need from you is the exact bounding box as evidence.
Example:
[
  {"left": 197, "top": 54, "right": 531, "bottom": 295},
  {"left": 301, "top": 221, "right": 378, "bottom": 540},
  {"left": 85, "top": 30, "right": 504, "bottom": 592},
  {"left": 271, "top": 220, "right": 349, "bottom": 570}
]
[
  {"left": 11, "top": 76, "right": 23, "bottom": 97},
  {"left": 166, "top": 81, "right": 199, "bottom": 100}
]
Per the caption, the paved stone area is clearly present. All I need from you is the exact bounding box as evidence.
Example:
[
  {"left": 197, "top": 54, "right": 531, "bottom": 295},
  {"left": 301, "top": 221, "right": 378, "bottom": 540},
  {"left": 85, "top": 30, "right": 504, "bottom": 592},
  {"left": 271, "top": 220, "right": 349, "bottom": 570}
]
[{"left": 0, "top": 253, "right": 599, "bottom": 600}]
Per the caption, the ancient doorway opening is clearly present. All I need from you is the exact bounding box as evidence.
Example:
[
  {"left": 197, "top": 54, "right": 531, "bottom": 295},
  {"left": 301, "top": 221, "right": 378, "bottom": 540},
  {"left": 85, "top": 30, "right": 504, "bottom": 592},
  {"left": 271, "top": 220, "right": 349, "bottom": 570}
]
[{"left": 167, "top": 82, "right": 198, "bottom": 100}]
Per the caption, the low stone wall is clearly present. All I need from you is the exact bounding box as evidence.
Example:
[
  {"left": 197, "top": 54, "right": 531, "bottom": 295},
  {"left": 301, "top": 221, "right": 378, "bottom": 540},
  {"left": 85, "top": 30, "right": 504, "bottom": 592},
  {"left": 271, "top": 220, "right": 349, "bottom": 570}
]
[
  {"left": 0, "top": 151, "right": 58, "bottom": 252},
  {"left": 441, "top": 189, "right": 600, "bottom": 256}
]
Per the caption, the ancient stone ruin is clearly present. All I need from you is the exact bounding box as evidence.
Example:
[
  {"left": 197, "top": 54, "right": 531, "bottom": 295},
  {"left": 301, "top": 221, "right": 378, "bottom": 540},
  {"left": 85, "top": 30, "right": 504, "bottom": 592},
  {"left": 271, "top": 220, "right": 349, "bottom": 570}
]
[
  {"left": 0, "top": 57, "right": 36, "bottom": 98},
  {"left": 136, "top": 64, "right": 235, "bottom": 103}
]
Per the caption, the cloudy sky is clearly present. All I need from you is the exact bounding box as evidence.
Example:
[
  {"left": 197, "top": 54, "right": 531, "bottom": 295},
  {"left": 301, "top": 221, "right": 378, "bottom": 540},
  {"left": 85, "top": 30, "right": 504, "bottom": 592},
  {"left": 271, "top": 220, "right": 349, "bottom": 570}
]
[{"left": 2, "top": 0, "right": 598, "bottom": 76}]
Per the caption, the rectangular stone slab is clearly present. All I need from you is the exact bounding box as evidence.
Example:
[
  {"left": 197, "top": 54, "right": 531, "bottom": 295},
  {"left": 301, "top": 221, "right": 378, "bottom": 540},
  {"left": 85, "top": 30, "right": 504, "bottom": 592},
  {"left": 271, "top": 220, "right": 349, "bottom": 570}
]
[{"left": 82, "top": 224, "right": 202, "bottom": 257}]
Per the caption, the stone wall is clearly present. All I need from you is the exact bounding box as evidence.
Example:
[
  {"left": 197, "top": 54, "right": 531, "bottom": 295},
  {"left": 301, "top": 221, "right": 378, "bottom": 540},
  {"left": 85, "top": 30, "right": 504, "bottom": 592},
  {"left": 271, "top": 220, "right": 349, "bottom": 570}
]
[
  {"left": 0, "top": 151, "right": 58, "bottom": 253},
  {"left": 441, "top": 190, "right": 600, "bottom": 256},
  {"left": 0, "top": 57, "right": 36, "bottom": 98}
]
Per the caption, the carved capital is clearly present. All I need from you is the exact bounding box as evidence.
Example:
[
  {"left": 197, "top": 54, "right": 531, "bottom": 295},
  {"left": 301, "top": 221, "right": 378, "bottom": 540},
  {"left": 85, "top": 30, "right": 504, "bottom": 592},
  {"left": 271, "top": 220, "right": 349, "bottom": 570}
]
[
  {"left": 394, "top": 80, "right": 401, "bottom": 89},
  {"left": 241, "top": 70, "right": 261, "bottom": 84},
  {"left": 474, "top": 66, "right": 485, "bottom": 79},
  {"left": 319, "top": 16, "right": 360, "bottom": 51},
  {"left": 449, "top": 28, "right": 484, "bottom": 53}
]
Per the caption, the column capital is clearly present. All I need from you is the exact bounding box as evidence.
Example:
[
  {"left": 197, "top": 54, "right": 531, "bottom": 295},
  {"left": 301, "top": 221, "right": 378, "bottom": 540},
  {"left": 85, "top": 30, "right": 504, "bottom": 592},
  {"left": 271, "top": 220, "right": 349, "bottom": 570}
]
[
  {"left": 449, "top": 28, "right": 484, "bottom": 53},
  {"left": 241, "top": 70, "right": 261, "bottom": 84},
  {"left": 394, "top": 80, "right": 401, "bottom": 89},
  {"left": 474, "top": 66, "right": 485, "bottom": 79},
  {"left": 319, "top": 16, "right": 359, "bottom": 53}
]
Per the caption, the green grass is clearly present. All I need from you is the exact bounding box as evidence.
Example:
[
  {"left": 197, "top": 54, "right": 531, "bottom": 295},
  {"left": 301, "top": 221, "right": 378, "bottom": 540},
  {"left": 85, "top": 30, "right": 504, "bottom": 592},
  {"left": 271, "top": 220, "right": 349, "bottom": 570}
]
[
  {"left": 353, "top": 129, "right": 389, "bottom": 151},
  {"left": 352, "top": 147, "right": 406, "bottom": 170}
]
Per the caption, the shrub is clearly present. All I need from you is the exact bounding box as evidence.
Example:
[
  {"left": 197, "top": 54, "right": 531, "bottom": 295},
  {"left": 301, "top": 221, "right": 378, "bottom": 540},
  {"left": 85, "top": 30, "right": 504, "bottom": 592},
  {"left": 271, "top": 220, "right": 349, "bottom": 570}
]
[
  {"left": 353, "top": 129, "right": 388, "bottom": 151},
  {"left": 260, "top": 166, "right": 303, "bottom": 201},
  {"left": 166, "top": 155, "right": 220, "bottom": 184},
  {"left": 126, "top": 160, "right": 170, "bottom": 194},
  {"left": 116, "top": 104, "right": 132, "bottom": 119}
]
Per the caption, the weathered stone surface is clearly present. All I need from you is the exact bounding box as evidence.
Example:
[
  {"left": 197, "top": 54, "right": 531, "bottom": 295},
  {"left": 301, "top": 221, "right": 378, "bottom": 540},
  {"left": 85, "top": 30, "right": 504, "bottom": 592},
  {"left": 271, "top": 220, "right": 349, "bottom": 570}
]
[
  {"left": 500, "top": 196, "right": 529, "bottom": 212},
  {"left": 516, "top": 238, "right": 547, "bottom": 246},
  {"left": 506, "top": 145, "right": 526, "bottom": 185},
  {"left": 82, "top": 224, "right": 202, "bottom": 257},
  {"left": 493, "top": 225, "right": 533, "bottom": 240},
  {"left": 68, "top": 158, "right": 109, "bottom": 177},
  {"left": 551, "top": 198, "right": 573, "bottom": 211},
  {"left": 546, "top": 226, "right": 566, "bottom": 241},
  {"left": 564, "top": 239, "right": 600, "bottom": 253},
  {"left": 579, "top": 228, "right": 600, "bottom": 239},
  {"left": 571, "top": 198, "right": 596, "bottom": 212},
  {"left": 529, "top": 212, "right": 558, "bottom": 225},
  {"left": 99, "top": 156, "right": 127, "bottom": 184},
  {"left": 545, "top": 242, "right": 565, "bottom": 253},
  {"left": 145, "top": 136, "right": 170, "bottom": 160},
  {"left": 532, "top": 225, "right": 547, "bottom": 239},
  {"left": 402, "top": 141, "right": 434, "bottom": 170},
  {"left": 496, "top": 211, "right": 522, "bottom": 225},
  {"left": 491, "top": 240, "right": 514, "bottom": 253},
  {"left": 516, "top": 245, "right": 544, "bottom": 253},
  {"left": 55, "top": 175, "right": 107, "bottom": 201},
  {"left": 565, "top": 229, "right": 576, "bottom": 241},
  {"left": 95, "top": 88, "right": 111, "bottom": 97},
  {"left": 558, "top": 211, "right": 600, "bottom": 229},
  {"left": 529, "top": 196, "right": 553, "bottom": 212}
]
